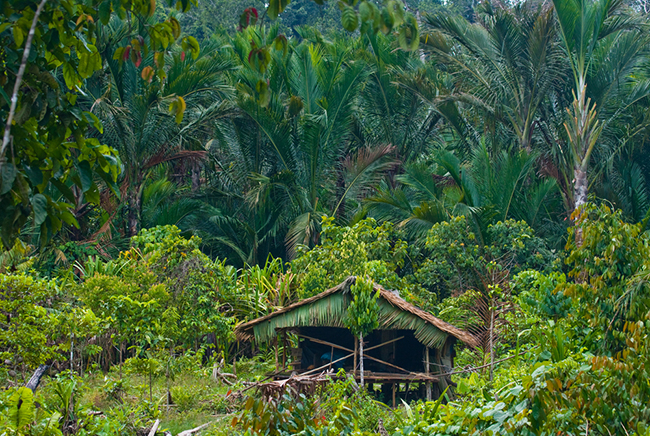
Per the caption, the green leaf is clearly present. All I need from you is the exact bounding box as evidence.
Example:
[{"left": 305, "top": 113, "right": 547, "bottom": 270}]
[
  {"left": 13, "top": 25, "right": 24, "bottom": 48},
  {"left": 380, "top": 8, "right": 394, "bottom": 34},
  {"left": 62, "top": 63, "right": 77, "bottom": 89},
  {"left": 23, "top": 164, "right": 43, "bottom": 187},
  {"left": 188, "top": 36, "right": 200, "bottom": 59},
  {"left": 51, "top": 179, "right": 76, "bottom": 204},
  {"left": 398, "top": 14, "right": 419, "bottom": 51},
  {"left": 79, "top": 53, "right": 92, "bottom": 78},
  {"left": 60, "top": 209, "right": 80, "bottom": 229},
  {"left": 341, "top": 5, "right": 358, "bottom": 32},
  {"left": 98, "top": 0, "right": 112, "bottom": 24},
  {"left": 77, "top": 160, "right": 93, "bottom": 192},
  {"left": 82, "top": 111, "right": 103, "bottom": 133},
  {"left": 256, "top": 80, "right": 271, "bottom": 108},
  {"left": 113, "top": 47, "right": 125, "bottom": 61},
  {"left": 8, "top": 387, "right": 35, "bottom": 431},
  {"left": 359, "top": 1, "right": 373, "bottom": 22},
  {"left": 32, "top": 194, "right": 48, "bottom": 226},
  {"left": 268, "top": 0, "right": 290, "bottom": 19},
  {"left": 1, "top": 162, "right": 17, "bottom": 195}
]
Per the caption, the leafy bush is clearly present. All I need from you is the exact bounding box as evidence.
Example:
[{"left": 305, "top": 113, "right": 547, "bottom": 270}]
[
  {"left": 0, "top": 274, "right": 65, "bottom": 372},
  {"left": 170, "top": 385, "right": 199, "bottom": 412}
]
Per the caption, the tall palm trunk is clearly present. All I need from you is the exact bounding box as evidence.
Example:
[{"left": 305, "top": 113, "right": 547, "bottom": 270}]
[
  {"left": 127, "top": 189, "right": 142, "bottom": 237},
  {"left": 573, "top": 166, "right": 588, "bottom": 210}
]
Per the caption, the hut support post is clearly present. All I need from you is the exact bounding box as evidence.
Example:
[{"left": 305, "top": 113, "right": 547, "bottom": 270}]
[
  {"left": 274, "top": 336, "right": 279, "bottom": 371},
  {"left": 392, "top": 383, "right": 396, "bottom": 408},
  {"left": 359, "top": 333, "right": 364, "bottom": 388},
  {"left": 425, "top": 347, "right": 431, "bottom": 401},
  {"left": 282, "top": 332, "right": 287, "bottom": 370},
  {"left": 353, "top": 336, "right": 358, "bottom": 377}
]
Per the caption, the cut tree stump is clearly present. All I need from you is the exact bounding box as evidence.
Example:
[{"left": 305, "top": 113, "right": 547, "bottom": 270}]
[{"left": 25, "top": 365, "right": 49, "bottom": 391}]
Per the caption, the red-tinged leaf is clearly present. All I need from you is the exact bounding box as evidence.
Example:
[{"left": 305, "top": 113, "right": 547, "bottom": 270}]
[
  {"left": 135, "top": 52, "right": 142, "bottom": 68},
  {"left": 123, "top": 46, "right": 131, "bottom": 61},
  {"left": 181, "top": 51, "right": 186, "bottom": 61}
]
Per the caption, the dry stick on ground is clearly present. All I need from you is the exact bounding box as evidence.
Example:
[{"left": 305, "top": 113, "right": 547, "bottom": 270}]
[
  {"left": 238, "top": 368, "right": 290, "bottom": 393},
  {"left": 0, "top": 0, "right": 48, "bottom": 163},
  {"left": 177, "top": 422, "right": 211, "bottom": 436},
  {"left": 147, "top": 419, "right": 160, "bottom": 436}
]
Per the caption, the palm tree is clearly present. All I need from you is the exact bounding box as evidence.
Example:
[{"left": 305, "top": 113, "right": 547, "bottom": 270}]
[
  {"left": 86, "top": 18, "right": 234, "bottom": 236},
  {"left": 366, "top": 142, "right": 558, "bottom": 242},
  {"left": 423, "top": 0, "right": 568, "bottom": 151},
  {"left": 194, "top": 27, "right": 399, "bottom": 265},
  {"left": 551, "top": 0, "right": 650, "bottom": 213}
]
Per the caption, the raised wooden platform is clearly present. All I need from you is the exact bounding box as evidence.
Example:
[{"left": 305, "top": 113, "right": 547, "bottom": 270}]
[{"left": 274, "top": 370, "right": 438, "bottom": 383}]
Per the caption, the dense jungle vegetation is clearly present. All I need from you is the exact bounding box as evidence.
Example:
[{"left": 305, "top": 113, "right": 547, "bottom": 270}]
[{"left": 1, "top": 0, "right": 650, "bottom": 434}]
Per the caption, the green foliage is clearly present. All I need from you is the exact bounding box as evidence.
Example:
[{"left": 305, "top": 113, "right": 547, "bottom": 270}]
[
  {"left": 0, "top": 274, "right": 63, "bottom": 369},
  {"left": 0, "top": 0, "right": 194, "bottom": 248},
  {"left": 6, "top": 387, "right": 35, "bottom": 433},
  {"left": 292, "top": 218, "right": 421, "bottom": 301},
  {"left": 417, "top": 216, "right": 556, "bottom": 299},
  {"left": 513, "top": 271, "right": 572, "bottom": 322},
  {"left": 562, "top": 203, "right": 650, "bottom": 352},
  {"left": 78, "top": 225, "right": 235, "bottom": 355},
  {"left": 232, "top": 389, "right": 368, "bottom": 436},
  {"left": 321, "top": 374, "right": 392, "bottom": 433},
  {"left": 344, "top": 277, "right": 380, "bottom": 337}
]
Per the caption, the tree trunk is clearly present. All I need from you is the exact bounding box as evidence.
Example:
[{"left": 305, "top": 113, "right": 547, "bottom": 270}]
[
  {"left": 574, "top": 166, "right": 588, "bottom": 213},
  {"left": 191, "top": 162, "right": 201, "bottom": 192},
  {"left": 359, "top": 333, "right": 364, "bottom": 388},
  {"left": 119, "top": 342, "right": 124, "bottom": 379},
  {"left": 127, "top": 189, "right": 142, "bottom": 237},
  {"left": 353, "top": 336, "right": 358, "bottom": 378},
  {"left": 573, "top": 166, "right": 588, "bottom": 246}
]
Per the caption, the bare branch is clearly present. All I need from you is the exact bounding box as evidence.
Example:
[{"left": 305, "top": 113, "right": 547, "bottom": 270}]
[{"left": 1, "top": 0, "right": 49, "bottom": 164}]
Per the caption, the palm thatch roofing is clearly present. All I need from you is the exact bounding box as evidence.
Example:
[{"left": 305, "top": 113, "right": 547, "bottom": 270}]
[{"left": 235, "top": 276, "right": 479, "bottom": 349}]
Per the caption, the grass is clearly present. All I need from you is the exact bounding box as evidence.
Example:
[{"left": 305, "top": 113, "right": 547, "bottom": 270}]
[{"left": 30, "top": 355, "right": 277, "bottom": 435}]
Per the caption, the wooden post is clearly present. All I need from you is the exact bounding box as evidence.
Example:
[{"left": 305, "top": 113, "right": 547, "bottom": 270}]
[
  {"left": 274, "top": 336, "right": 279, "bottom": 371},
  {"left": 392, "top": 383, "right": 396, "bottom": 408},
  {"left": 425, "top": 347, "right": 432, "bottom": 401},
  {"left": 359, "top": 333, "right": 365, "bottom": 388},
  {"left": 282, "top": 332, "right": 287, "bottom": 370},
  {"left": 353, "top": 336, "right": 358, "bottom": 377}
]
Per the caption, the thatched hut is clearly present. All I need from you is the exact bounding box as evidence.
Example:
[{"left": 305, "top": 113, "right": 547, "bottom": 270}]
[{"left": 235, "top": 276, "right": 478, "bottom": 404}]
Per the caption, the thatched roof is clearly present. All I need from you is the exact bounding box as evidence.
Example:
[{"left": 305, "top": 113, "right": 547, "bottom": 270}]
[{"left": 235, "top": 276, "right": 479, "bottom": 349}]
